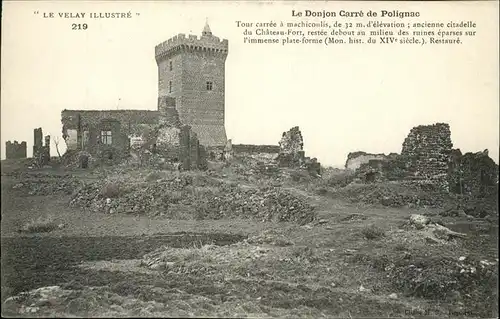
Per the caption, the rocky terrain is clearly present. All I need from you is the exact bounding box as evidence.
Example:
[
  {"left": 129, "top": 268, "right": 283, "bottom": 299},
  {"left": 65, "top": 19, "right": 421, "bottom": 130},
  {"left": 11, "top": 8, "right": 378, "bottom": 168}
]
[{"left": 1, "top": 157, "right": 498, "bottom": 318}]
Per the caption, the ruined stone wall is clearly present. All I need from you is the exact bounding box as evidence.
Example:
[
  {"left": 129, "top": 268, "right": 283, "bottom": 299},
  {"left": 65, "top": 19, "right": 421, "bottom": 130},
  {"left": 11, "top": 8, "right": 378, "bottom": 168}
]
[
  {"left": 33, "top": 128, "right": 43, "bottom": 158},
  {"left": 32, "top": 128, "right": 51, "bottom": 166},
  {"left": 231, "top": 144, "right": 280, "bottom": 163},
  {"left": 275, "top": 126, "right": 322, "bottom": 176},
  {"left": 277, "top": 126, "right": 305, "bottom": 168},
  {"left": 158, "top": 96, "right": 181, "bottom": 127},
  {"left": 5, "top": 141, "right": 27, "bottom": 159},
  {"left": 449, "top": 150, "right": 499, "bottom": 197},
  {"left": 356, "top": 159, "right": 387, "bottom": 183},
  {"left": 351, "top": 153, "right": 408, "bottom": 183},
  {"left": 233, "top": 144, "right": 280, "bottom": 154},
  {"left": 401, "top": 123, "right": 453, "bottom": 191},
  {"left": 61, "top": 110, "right": 159, "bottom": 159},
  {"left": 56, "top": 98, "right": 209, "bottom": 169},
  {"left": 345, "top": 151, "right": 388, "bottom": 170},
  {"left": 173, "top": 125, "right": 206, "bottom": 170}
]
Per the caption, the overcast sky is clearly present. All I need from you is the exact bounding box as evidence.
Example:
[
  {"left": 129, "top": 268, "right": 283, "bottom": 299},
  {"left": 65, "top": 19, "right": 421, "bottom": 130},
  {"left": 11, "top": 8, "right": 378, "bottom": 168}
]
[{"left": 1, "top": 1, "right": 498, "bottom": 167}]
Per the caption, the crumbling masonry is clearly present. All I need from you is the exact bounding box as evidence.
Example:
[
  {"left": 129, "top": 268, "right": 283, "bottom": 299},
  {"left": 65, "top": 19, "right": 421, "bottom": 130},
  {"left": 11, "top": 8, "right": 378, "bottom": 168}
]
[
  {"left": 277, "top": 126, "right": 305, "bottom": 168},
  {"left": 401, "top": 123, "right": 453, "bottom": 191},
  {"left": 33, "top": 128, "right": 50, "bottom": 166},
  {"left": 448, "top": 149, "right": 498, "bottom": 197},
  {"left": 347, "top": 123, "right": 498, "bottom": 196},
  {"left": 277, "top": 126, "right": 321, "bottom": 176}
]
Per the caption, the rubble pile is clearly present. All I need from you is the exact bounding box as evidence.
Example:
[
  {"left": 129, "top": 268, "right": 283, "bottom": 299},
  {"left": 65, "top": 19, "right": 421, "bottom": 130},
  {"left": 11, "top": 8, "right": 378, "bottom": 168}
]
[
  {"left": 12, "top": 175, "right": 83, "bottom": 196},
  {"left": 229, "top": 159, "right": 281, "bottom": 178},
  {"left": 2, "top": 286, "right": 74, "bottom": 316},
  {"left": 61, "top": 150, "right": 95, "bottom": 168},
  {"left": 401, "top": 123, "right": 453, "bottom": 191},
  {"left": 390, "top": 253, "right": 498, "bottom": 302},
  {"left": 335, "top": 182, "right": 447, "bottom": 208},
  {"left": 70, "top": 174, "right": 213, "bottom": 213},
  {"left": 440, "top": 195, "right": 498, "bottom": 219},
  {"left": 1, "top": 285, "right": 170, "bottom": 317},
  {"left": 196, "top": 184, "right": 315, "bottom": 225},
  {"left": 384, "top": 215, "right": 498, "bottom": 310},
  {"left": 70, "top": 175, "right": 315, "bottom": 225}
]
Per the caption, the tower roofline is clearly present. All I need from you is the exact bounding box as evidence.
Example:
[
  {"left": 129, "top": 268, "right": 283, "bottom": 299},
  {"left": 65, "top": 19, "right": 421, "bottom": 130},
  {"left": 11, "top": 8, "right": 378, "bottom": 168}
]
[
  {"left": 155, "top": 33, "right": 228, "bottom": 62},
  {"left": 202, "top": 19, "right": 212, "bottom": 36}
]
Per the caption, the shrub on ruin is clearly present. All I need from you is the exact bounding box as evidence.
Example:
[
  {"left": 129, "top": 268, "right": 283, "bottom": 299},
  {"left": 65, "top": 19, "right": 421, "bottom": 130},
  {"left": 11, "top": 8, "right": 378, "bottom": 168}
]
[
  {"left": 361, "top": 224, "right": 386, "bottom": 240},
  {"left": 100, "top": 182, "right": 121, "bottom": 198}
]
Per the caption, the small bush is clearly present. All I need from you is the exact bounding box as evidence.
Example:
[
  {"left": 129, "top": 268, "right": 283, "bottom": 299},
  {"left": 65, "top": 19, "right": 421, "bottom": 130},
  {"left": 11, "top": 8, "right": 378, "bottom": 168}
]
[
  {"left": 19, "top": 216, "right": 58, "bottom": 233},
  {"left": 314, "top": 187, "right": 328, "bottom": 196},
  {"left": 350, "top": 253, "right": 392, "bottom": 271},
  {"left": 325, "top": 170, "right": 355, "bottom": 188},
  {"left": 101, "top": 182, "right": 120, "bottom": 198},
  {"left": 362, "top": 225, "right": 386, "bottom": 240},
  {"left": 291, "top": 246, "right": 318, "bottom": 262},
  {"left": 289, "top": 169, "right": 313, "bottom": 183},
  {"left": 394, "top": 242, "right": 408, "bottom": 251},
  {"left": 370, "top": 254, "right": 391, "bottom": 270},
  {"left": 145, "top": 171, "right": 168, "bottom": 181}
]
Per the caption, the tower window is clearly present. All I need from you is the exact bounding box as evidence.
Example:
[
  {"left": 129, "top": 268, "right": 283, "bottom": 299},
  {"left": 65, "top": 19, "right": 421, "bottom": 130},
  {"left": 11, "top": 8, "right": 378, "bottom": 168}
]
[
  {"left": 206, "top": 81, "right": 213, "bottom": 91},
  {"left": 169, "top": 81, "right": 172, "bottom": 93},
  {"left": 169, "top": 61, "right": 173, "bottom": 71},
  {"left": 100, "top": 130, "right": 112, "bottom": 145}
]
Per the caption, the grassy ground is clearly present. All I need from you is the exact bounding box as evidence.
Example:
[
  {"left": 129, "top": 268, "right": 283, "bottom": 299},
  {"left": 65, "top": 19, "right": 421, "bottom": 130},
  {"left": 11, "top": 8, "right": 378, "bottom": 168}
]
[{"left": 1, "top": 160, "right": 498, "bottom": 318}]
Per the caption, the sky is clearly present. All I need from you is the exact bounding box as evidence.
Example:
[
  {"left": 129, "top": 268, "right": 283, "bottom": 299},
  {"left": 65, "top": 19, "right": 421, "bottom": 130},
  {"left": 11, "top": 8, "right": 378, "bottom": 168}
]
[{"left": 1, "top": 1, "right": 498, "bottom": 167}]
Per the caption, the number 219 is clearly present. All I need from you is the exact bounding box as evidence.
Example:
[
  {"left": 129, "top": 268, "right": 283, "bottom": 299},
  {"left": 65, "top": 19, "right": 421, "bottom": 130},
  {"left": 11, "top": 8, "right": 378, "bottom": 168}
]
[{"left": 72, "top": 23, "right": 88, "bottom": 30}]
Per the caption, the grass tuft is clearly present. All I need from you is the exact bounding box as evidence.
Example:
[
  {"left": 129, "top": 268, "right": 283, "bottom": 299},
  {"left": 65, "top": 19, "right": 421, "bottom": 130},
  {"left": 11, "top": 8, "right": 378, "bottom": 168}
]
[
  {"left": 100, "top": 182, "right": 121, "bottom": 198},
  {"left": 19, "top": 215, "right": 58, "bottom": 233},
  {"left": 361, "top": 225, "right": 386, "bottom": 240}
]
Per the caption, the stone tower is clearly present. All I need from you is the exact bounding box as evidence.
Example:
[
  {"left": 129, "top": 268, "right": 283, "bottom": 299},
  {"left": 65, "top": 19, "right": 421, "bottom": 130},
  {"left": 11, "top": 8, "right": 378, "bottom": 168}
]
[{"left": 155, "top": 21, "right": 228, "bottom": 147}]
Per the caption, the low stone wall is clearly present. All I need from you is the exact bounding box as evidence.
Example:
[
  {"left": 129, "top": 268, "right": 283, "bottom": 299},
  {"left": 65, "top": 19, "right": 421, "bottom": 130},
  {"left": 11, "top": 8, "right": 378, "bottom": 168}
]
[
  {"left": 345, "top": 151, "right": 388, "bottom": 170},
  {"left": 233, "top": 144, "right": 280, "bottom": 154}
]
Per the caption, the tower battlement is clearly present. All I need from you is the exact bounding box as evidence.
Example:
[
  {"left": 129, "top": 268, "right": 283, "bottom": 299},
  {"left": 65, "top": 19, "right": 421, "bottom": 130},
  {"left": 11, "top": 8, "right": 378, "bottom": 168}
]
[{"left": 155, "top": 33, "right": 228, "bottom": 62}]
